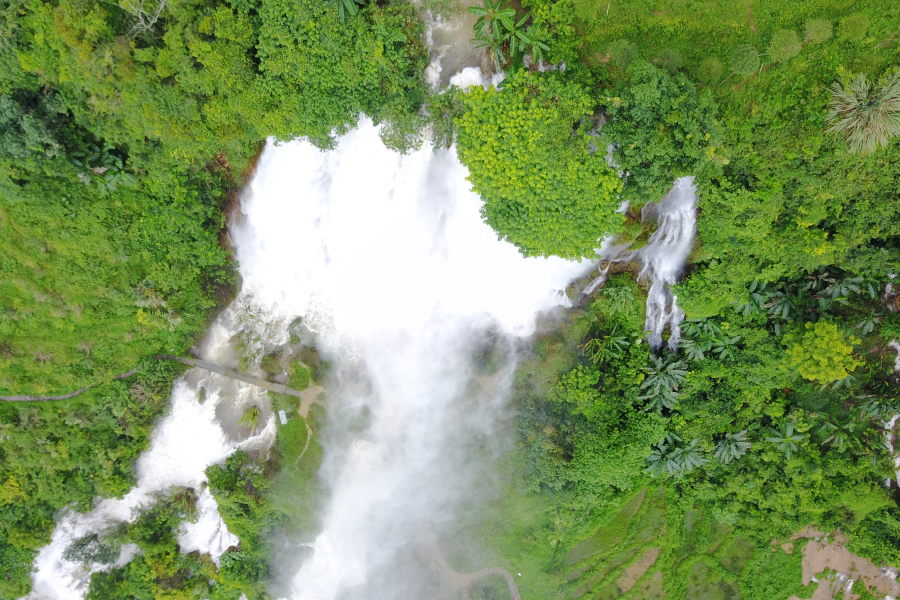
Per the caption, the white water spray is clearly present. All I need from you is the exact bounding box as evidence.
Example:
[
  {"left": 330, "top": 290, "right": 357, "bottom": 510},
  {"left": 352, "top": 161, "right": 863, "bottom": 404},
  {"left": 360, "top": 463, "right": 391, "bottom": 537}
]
[{"left": 228, "top": 119, "right": 593, "bottom": 599}]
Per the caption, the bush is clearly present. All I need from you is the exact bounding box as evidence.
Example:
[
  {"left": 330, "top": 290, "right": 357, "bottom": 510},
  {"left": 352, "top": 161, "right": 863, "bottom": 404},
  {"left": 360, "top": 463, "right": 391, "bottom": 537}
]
[
  {"left": 784, "top": 321, "right": 861, "bottom": 383},
  {"left": 697, "top": 57, "right": 724, "bottom": 84},
  {"left": 839, "top": 14, "right": 870, "bottom": 43},
  {"left": 731, "top": 44, "right": 760, "bottom": 76},
  {"left": 456, "top": 71, "right": 623, "bottom": 258},
  {"left": 805, "top": 19, "right": 833, "bottom": 44},
  {"left": 768, "top": 30, "right": 801, "bottom": 63}
]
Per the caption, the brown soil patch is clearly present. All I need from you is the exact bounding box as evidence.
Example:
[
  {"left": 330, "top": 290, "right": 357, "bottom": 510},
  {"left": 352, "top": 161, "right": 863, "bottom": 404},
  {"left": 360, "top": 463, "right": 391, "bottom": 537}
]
[
  {"left": 790, "top": 529, "right": 899, "bottom": 599},
  {"left": 617, "top": 547, "right": 661, "bottom": 593}
]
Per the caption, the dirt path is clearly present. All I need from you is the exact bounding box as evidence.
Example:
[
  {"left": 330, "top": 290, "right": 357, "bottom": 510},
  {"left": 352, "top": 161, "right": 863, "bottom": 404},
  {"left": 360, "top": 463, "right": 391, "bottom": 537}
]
[
  {"left": 422, "top": 537, "right": 520, "bottom": 600},
  {"left": 0, "top": 368, "right": 139, "bottom": 401}
]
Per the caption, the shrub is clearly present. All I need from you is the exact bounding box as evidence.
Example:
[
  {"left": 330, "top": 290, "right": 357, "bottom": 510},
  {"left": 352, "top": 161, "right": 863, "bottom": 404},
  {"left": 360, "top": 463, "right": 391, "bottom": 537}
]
[
  {"left": 603, "top": 61, "right": 721, "bottom": 204},
  {"left": 731, "top": 44, "right": 760, "bottom": 76},
  {"left": 805, "top": 19, "right": 833, "bottom": 44},
  {"left": 768, "top": 30, "right": 801, "bottom": 63},
  {"left": 697, "top": 57, "right": 724, "bottom": 84},
  {"left": 608, "top": 39, "right": 638, "bottom": 69},
  {"left": 825, "top": 70, "right": 900, "bottom": 154},
  {"left": 784, "top": 321, "right": 861, "bottom": 383},
  {"left": 839, "top": 14, "right": 869, "bottom": 43}
]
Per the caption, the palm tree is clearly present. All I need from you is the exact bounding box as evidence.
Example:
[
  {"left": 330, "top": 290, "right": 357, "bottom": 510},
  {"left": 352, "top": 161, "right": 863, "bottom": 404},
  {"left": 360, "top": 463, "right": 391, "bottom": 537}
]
[
  {"left": 826, "top": 70, "right": 900, "bottom": 154},
  {"left": 511, "top": 22, "right": 550, "bottom": 64},
  {"left": 335, "top": 0, "right": 365, "bottom": 22},
  {"left": 766, "top": 422, "right": 805, "bottom": 460},
  {"left": 580, "top": 324, "right": 631, "bottom": 363},
  {"left": 714, "top": 430, "right": 752, "bottom": 464},
  {"left": 709, "top": 335, "right": 741, "bottom": 360},
  {"left": 638, "top": 355, "right": 687, "bottom": 411},
  {"left": 645, "top": 433, "right": 708, "bottom": 479},
  {"left": 468, "top": 0, "right": 515, "bottom": 71}
]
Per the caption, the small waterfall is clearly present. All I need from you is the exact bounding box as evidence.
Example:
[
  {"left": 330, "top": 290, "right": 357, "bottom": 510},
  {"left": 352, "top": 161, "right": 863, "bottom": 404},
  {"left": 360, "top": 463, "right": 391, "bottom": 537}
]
[
  {"left": 603, "top": 177, "right": 698, "bottom": 351},
  {"left": 637, "top": 177, "right": 698, "bottom": 351},
  {"left": 24, "top": 306, "right": 284, "bottom": 599}
]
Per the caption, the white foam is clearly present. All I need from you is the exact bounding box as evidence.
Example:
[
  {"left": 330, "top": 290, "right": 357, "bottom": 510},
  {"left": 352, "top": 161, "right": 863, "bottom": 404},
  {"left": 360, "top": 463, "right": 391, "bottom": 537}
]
[{"left": 26, "top": 378, "right": 257, "bottom": 599}]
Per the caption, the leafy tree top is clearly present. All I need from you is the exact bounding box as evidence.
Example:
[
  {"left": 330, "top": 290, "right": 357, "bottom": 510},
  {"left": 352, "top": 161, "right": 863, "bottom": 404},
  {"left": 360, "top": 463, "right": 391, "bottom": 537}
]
[
  {"left": 456, "top": 71, "right": 623, "bottom": 258},
  {"left": 603, "top": 61, "right": 722, "bottom": 204},
  {"left": 784, "top": 320, "right": 861, "bottom": 384}
]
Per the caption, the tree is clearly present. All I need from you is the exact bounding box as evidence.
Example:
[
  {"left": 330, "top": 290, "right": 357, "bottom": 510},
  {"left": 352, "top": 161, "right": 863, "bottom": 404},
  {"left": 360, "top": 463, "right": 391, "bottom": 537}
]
[
  {"left": 784, "top": 321, "right": 861, "bottom": 383},
  {"left": 467, "top": 0, "right": 549, "bottom": 72},
  {"left": 637, "top": 355, "right": 687, "bottom": 411},
  {"left": 645, "top": 433, "right": 708, "bottom": 478},
  {"left": 456, "top": 71, "right": 623, "bottom": 258},
  {"left": 468, "top": 0, "right": 516, "bottom": 71},
  {"left": 334, "top": 0, "right": 365, "bottom": 22},
  {"left": 805, "top": 19, "right": 832, "bottom": 44},
  {"left": 825, "top": 71, "right": 900, "bottom": 154},
  {"left": 580, "top": 324, "right": 631, "bottom": 363},
  {"left": 603, "top": 61, "right": 722, "bottom": 204},
  {"left": 767, "top": 30, "right": 801, "bottom": 63},
  {"left": 730, "top": 44, "right": 760, "bottom": 77},
  {"left": 839, "top": 14, "right": 869, "bottom": 43}
]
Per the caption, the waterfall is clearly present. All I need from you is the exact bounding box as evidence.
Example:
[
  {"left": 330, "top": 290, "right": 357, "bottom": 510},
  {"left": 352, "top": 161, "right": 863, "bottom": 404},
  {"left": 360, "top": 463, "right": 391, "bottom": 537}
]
[
  {"left": 24, "top": 306, "right": 282, "bottom": 599},
  {"left": 602, "top": 177, "right": 698, "bottom": 352},
  {"left": 24, "top": 118, "right": 594, "bottom": 599},
  {"left": 637, "top": 177, "right": 698, "bottom": 351},
  {"left": 234, "top": 120, "right": 592, "bottom": 599}
]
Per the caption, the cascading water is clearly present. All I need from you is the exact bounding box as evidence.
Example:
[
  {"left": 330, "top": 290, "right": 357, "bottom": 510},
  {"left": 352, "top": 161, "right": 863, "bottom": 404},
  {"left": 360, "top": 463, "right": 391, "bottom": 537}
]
[
  {"left": 637, "top": 177, "right": 698, "bottom": 351},
  {"left": 603, "top": 177, "right": 698, "bottom": 351},
  {"left": 24, "top": 116, "right": 594, "bottom": 599},
  {"left": 24, "top": 307, "right": 280, "bottom": 599},
  {"left": 232, "top": 119, "right": 593, "bottom": 599}
]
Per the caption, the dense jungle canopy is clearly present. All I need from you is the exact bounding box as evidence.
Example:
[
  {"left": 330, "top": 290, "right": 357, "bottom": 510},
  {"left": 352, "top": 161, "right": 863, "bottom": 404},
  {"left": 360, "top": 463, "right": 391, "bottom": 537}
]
[{"left": 2, "top": 0, "right": 900, "bottom": 597}]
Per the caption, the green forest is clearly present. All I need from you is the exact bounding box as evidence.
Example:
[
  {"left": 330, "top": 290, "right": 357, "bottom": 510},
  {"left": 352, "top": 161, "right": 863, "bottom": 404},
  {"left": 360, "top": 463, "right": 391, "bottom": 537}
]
[{"left": 2, "top": 0, "right": 900, "bottom": 597}]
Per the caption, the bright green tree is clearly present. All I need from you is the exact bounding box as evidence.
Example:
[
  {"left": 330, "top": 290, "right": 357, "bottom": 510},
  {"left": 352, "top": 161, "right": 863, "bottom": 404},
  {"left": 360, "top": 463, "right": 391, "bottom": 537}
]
[
  {"left": 456, "top": 71, "right": 623, "bottom": 258},
  {"left": 784, "top": 321, "right": 861, "bottom": 383}
]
